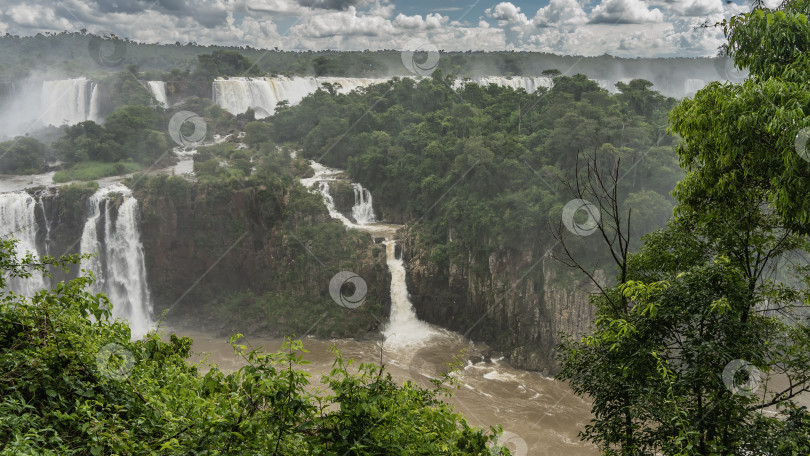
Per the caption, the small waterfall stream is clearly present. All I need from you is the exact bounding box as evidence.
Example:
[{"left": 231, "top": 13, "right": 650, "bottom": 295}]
[{"left": 301, "top": 160, "right": 438, "bottom": 346}]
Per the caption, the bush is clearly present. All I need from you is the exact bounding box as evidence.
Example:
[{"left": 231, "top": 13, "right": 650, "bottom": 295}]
[
  {"left": 0, "top": 237, "right": 502, "bottom": 455},
  {"left": 53, "top": 160, "right": 141, "bottom": 183}
]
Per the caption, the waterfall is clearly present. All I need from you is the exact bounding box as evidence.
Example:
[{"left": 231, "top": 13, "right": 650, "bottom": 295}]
[
  {"left": 213, "top": 76, "right": 387, "bottom": 118},
  {"left": 351, "top": 183, "right": 376, "bottom": 224},
  {"left": 684, "top": 78, "right": 707, "bottom": 96},
  {"left": 454, "top": 76, "right": 554, "bottom": 93},
  {"left": 381, "top": 240, "right": 437, "bottom": 345},
  {"left": 40, "top": 78, "right": 100, "bottom": 126},
  {"left": 36, "top": 190, "right": 52, "bottom": 256},
  {"left": 147, "top": 81, "right": 169, "bottom": 108},
  {"left": 301, "top": 159, "right": 438, "bottom": 346},
  {"left": 0, "top": 192, "right": 47, "bottom": 296},
  {"left": 80, "top": 184, "right": 153, "bottom": 338}
]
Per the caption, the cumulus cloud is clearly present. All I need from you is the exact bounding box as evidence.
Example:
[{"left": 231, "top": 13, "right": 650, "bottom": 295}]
[
  {"left": 533, "top": 0, "right": 589, "bottom": 27},
  {"left": 0, "top": 0, "right": 763, "bottom": 57},
  {"left": 590, "top": 0, "right": 665, "bottom": 24},
  {"left": 486, "top": 2, "right": 529, "bottom": 24}
]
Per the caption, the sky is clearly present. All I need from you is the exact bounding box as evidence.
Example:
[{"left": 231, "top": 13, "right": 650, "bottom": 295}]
[{"left": 0, "top": 0, "right": 778, "bottom": 57}]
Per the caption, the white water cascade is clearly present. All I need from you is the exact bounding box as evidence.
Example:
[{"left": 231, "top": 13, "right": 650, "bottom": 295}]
[
  {"left": 684, "top": 78, "right": 707, "bottom": 96},
  {"left": 351, "top": 183, "right": 376, "bottom": 224},
  {"left": 80, "top": 184, "right": 153, "bottom": 338},
  {"left": 453, "top": 76, "right": 554, "bottom": 93},
  {"left": 213, "top": 76, "right": 387, "bottom": 118},
  {"left": 0, "top": 192, "right": 48, "bottom": 296},
  {"left": 40, "top": 78, "right": 101, "bottom": 127},
  {"left": 301, "top": 160, "right": 438, "bottom": 346},
  {"left": 147, "top": 81, "right": 170, "bottom": 108}
]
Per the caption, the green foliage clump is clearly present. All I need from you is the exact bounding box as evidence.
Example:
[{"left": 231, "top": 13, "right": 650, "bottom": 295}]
[
  {"left": 53, "top": 160, "right": 140, "bottom": 183},
  {"left": 270, "top": 71, "right": 680, "bottom": 275},
  {"left": 0, "top": 237, "right": 502, "bottom": 455},
  {"left": 0, "top": 136, "right": 46, "bottom": 174},
  {"left": 558, "top": 2, "right": 810, "bottom": 454},
  {"left": 53, "top": 104, "right": 171, "bottom": 169}
]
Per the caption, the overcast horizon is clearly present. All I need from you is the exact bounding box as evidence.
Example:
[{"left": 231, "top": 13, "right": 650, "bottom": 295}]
[{"left": 0, "top": 0, "right": 779, "bottom": 58}]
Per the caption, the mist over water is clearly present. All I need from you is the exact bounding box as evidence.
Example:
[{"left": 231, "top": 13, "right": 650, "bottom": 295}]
[{"left": 0, "top": 76, "right": 100, "bottom": 139}]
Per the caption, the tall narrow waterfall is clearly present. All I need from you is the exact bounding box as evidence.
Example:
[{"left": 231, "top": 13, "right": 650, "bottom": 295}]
[
  {"left": 0, "top": 192, "right": 47, "bottom": 296},
  {"left": 302, "top": 159, "right": 437, "bottom": 346},
  {"left": 80, "top": 184, "right": 153, "bottom": 338},
  {"left": 40, "top": 78, "right": 100, "bottom": 126},
  {"left": 147, "top": 81, "right": 169, "bottom": 108},
  {"left": 381, "top": 241, "right": 436, "bottom": 345}
]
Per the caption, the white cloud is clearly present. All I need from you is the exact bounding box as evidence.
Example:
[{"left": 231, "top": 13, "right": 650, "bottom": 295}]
[
  {"left": 590, "top": 0, "right": 665, "bottom": 24},
  {"left": 393, "top": 13, "right": 447, "bottom": 30},
  {"left": 0, "top": 0, "right": 763, "bottom": 57},
  {"left": 486, "top": 2, "right": 529, "bottom": 24},
  {"left": 533, "top": 0, "right": 589, "bottom": 27}
]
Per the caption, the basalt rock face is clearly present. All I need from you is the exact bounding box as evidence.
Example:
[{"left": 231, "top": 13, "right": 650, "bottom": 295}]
[
  {"left": 402, "top": 231, "right": 597, "bottom": 376},
  {"left": 134, "top": 182, "right": 391, "bottom": 340}
]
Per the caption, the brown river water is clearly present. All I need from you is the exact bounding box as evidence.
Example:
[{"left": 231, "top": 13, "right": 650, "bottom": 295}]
[{"left": 163, "top": 326, "right": 597, "bottom": 456}]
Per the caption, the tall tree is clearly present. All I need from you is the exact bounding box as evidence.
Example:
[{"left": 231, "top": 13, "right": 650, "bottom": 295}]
[{"left": 558, "top": 1, "right": 810, "bottom": 454}]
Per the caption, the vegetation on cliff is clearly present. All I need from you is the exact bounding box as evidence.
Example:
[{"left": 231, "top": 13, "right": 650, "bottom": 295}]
[
  {"left": 129, "top": 137, "right": 388, "bottom": 340},
  {"left": 0, "top": 236, "right": 503, "bottom": 455},
  {"left": 557, "top": 1, "right": 810, "bottom": 453}
]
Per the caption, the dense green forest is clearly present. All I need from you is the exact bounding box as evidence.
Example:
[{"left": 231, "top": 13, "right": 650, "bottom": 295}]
[
  {"left": 267, "top": 71, "right": 679, "bottom": 285},
  {"left": 4, "top": 0, "right": 810, "bottom": 454}
]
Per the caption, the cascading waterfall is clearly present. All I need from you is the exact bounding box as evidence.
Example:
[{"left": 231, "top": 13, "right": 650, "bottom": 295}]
[
  {"left": 213, "top": 76, "right": 387, "bottom": 118},
  {"left": 381, "top": 240, "right": 436, "bottom": 345},
  {"left": 302, "top": 159, "right": 437, "bottom": 346},
  {"left": 453, "top": 76, "right": 554, "bottom": 93},
  {"left": 684, "top": 78, "right": 707, "bottom": 96},
  {"left": 80, "top": 184, "right": 153, "bottom": 338},
  {"left": 351, "top": 183, "right": 376, "bottom": 224},
  {"left": 36, "top": 190, "right": 52, "bottom": 256},
  {"left": 40, "top": 78, "right": 100, "bottom": 126},
  {"left": 147, "top": 81, "right": 170, "bottom": 108},
  {"left": 0, "top": 192, "right": 47, "bottom": 296}
]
